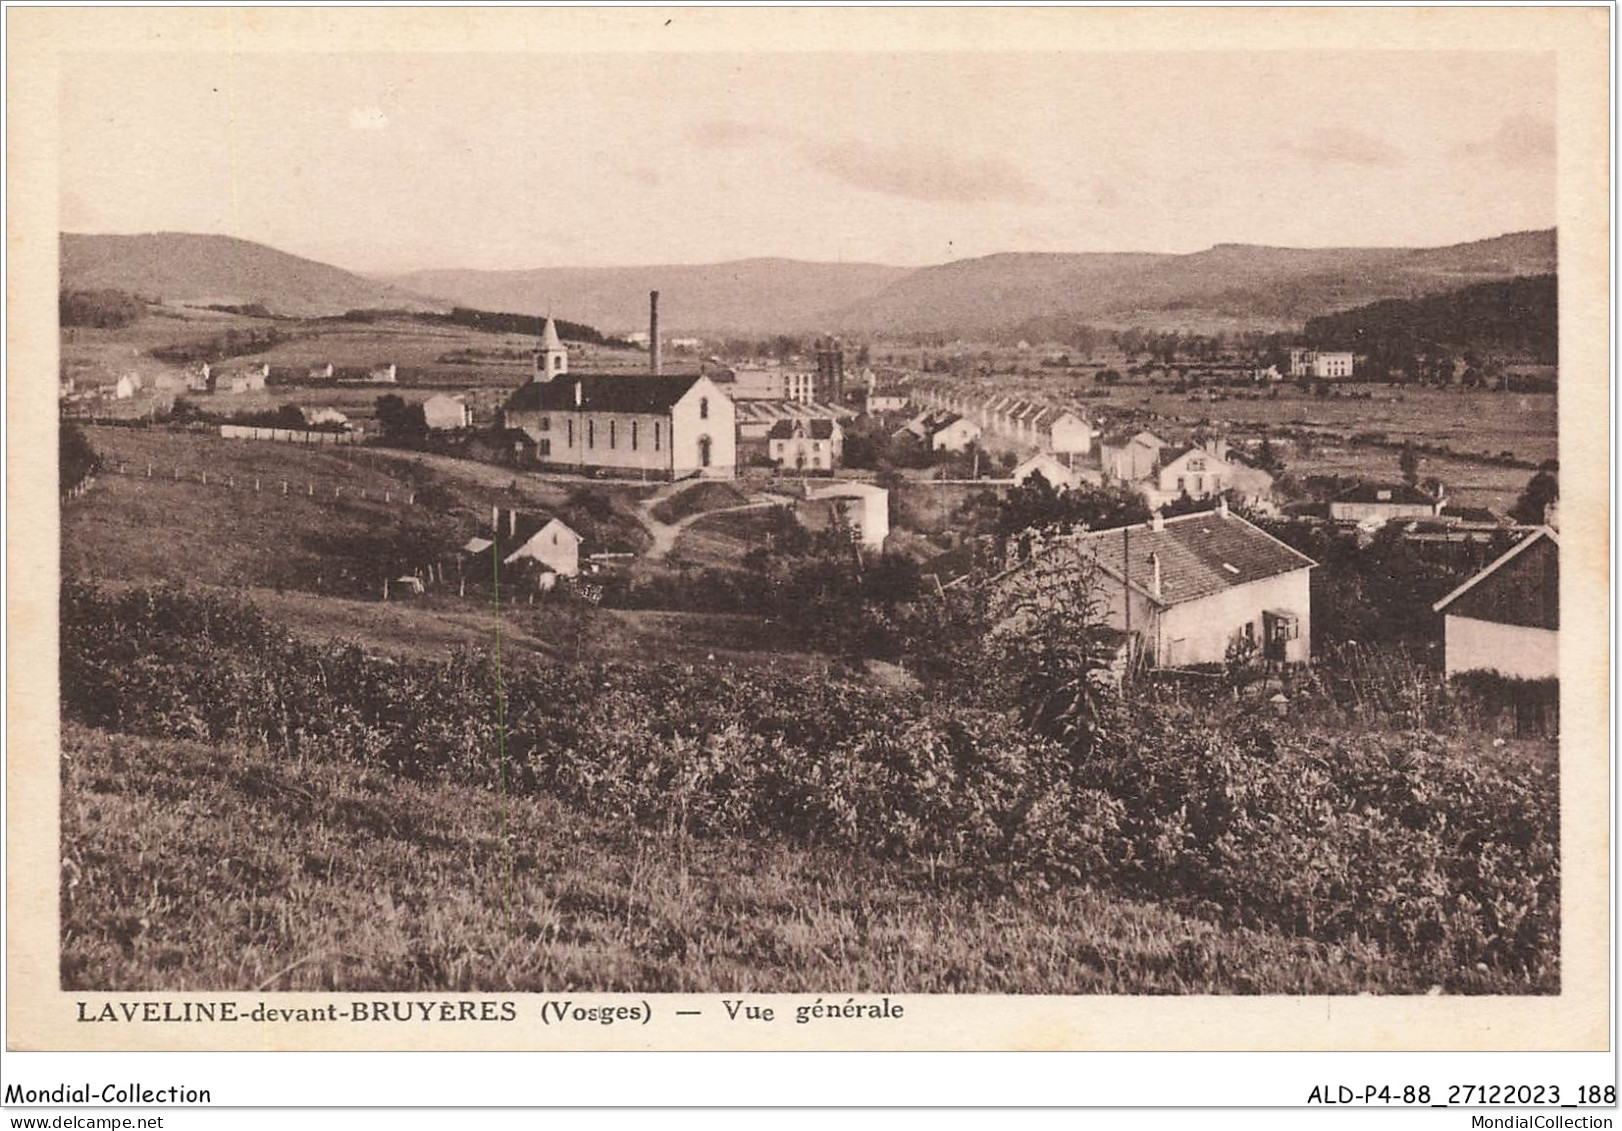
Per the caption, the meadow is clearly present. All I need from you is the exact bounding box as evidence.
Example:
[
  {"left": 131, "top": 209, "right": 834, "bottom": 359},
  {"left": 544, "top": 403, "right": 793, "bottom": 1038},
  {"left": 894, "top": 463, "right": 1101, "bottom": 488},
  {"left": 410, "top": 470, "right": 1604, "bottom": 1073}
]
[{"left": 58, "top": 581, "right": 1558, "bottom": 994}]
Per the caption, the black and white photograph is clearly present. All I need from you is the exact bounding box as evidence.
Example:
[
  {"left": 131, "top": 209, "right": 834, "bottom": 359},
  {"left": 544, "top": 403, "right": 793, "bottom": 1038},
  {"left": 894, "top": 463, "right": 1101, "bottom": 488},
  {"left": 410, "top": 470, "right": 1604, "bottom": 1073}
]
[{"left": 7, "top": 6, "right": 1610, "bottom": 1074}]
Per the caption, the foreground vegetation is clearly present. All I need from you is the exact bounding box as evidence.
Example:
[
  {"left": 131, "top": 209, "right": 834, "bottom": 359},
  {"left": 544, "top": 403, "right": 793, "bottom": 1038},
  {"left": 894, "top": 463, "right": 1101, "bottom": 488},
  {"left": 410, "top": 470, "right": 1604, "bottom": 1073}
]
[{"left": 62, "top": 583, "right": 1558, "bottom": 993}]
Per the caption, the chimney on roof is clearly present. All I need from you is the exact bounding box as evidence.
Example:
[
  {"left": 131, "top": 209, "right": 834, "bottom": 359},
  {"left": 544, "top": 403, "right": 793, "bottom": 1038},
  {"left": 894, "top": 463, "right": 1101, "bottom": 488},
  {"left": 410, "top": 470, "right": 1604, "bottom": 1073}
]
[
  {"left": 492, "top": 505, "right": 499, "bottom": 533},
  {"left": 1149, "top": 551, "right": 1162, "bottom": 598},
  {"left": 1150, "top": 512, "right": 1165, "bottom": 533},
  {"left": 649, "top": 290, "right": 661, "bottom": 376},
  {"left": 574, "top": 380, "right": 582, "bottom": 408},
  {"left": 1217, "top": 497, "right": 1229, "bottom": 519},
  {"left": 510, "top": 509, "right": 518, "bottom": 538}
]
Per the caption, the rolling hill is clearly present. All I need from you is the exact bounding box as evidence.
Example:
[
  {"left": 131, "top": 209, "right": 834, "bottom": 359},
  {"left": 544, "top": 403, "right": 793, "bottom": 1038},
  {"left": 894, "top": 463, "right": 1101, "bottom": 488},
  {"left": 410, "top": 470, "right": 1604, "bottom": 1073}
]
[
  {"left": 387, "top": 258, "right": 912, "bottom": 339},
  {"left": 389, "top": 230, "right": 1555, "bottom": 338},
  {"left": 64, "top": 228, "right": 1556, "bottom": 337},
  {"left": 828, "top": 230, "right": 1558, "bottom": 335},
  {"left": 61, "top": 232, "right": 444, "bottom": 318}
]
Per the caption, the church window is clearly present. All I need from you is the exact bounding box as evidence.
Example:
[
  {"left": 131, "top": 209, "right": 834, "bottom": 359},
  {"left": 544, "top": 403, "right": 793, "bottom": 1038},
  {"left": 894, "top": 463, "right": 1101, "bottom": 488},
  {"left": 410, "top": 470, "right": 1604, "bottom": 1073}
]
[
  {"left": 588, "top": 420, "right": 595, "bottom": 449},
  {"left": 610, "top": 420, "right": 617, "bottom": 449},
  {"left": 631, "top": 422, "right": 639, "bottom": 450},
  {"left": 700, "top": 397, "right": 709, "bottom": 420},
  {"left": 567, "top": 420, "right": 574, "bottom": 447},
  {"left": 654, "top": 423, "right": 662, "bottom": 451}
]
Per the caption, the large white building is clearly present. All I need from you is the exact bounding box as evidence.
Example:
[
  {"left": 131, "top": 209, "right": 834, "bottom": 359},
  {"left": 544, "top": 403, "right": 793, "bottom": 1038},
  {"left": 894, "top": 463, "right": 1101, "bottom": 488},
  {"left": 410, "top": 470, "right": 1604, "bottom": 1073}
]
[{"left": 504, "top": 319, "right": 736, "bottom": 479}]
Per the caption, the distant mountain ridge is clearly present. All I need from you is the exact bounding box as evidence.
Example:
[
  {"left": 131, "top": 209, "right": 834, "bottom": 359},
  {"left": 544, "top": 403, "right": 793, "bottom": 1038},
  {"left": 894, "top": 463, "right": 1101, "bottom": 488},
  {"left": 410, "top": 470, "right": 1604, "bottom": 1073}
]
[
  {"left": 61, "top": 232, "right": 443, "bottom": 317},
  {"left": 388, "top": 229, "right": 1554, "bottom": 337},
  {"left": 387, "top": 258, "right": 912, "bottom": 338},
  {"left": 62, "top": 228, "right": 1555, "bottom": 337}
]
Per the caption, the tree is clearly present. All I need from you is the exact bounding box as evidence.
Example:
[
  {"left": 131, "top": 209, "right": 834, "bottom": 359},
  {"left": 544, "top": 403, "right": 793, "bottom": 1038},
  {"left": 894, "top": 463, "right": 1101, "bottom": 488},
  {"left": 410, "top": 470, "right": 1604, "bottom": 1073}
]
[
  {"left": 375, "top": 394, "right": 427, "bottom": 445},
  {"left": 1510, "top": 462, "right": 1559, "bottom": 526},
  {"left": 60, "top": 423, "right": 101, "bottom": 493},
  {"left": 1255, "top": 437, "right": 1283, "bottom": 473},
  {"left": 981, "top": 542, "right": 1120, "bottom": 759},
  {"left": 1399, "top": 442, "right": 1421, "bottom": 486}
]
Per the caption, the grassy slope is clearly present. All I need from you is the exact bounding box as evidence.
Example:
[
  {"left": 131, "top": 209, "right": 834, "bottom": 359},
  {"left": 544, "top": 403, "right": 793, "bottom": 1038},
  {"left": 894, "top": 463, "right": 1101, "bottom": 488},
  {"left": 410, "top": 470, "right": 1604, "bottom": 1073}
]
[{"left": 61, "top": 723, "right": 1413, "bottom": 994}]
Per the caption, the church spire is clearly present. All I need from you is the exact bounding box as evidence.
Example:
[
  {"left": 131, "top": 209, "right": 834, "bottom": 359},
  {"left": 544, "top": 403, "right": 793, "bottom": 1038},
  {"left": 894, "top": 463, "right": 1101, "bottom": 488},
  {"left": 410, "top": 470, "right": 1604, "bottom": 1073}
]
[{"left": 535, "top": 317, "right": 568, "bottom": 382}]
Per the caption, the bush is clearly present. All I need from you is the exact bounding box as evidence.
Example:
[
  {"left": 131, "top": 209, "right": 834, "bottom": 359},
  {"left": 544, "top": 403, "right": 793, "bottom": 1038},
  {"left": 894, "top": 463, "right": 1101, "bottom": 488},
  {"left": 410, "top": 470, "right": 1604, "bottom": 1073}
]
[{"left": 59, "top": 583, "right": 1559, "bottom": 989}]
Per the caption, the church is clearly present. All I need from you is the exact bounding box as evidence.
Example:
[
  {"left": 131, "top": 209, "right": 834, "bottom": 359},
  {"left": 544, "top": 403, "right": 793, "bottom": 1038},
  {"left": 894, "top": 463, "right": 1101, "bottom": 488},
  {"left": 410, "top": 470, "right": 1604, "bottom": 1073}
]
[{"left": 503, "top": 313, "right": 737, "bottom": 480}]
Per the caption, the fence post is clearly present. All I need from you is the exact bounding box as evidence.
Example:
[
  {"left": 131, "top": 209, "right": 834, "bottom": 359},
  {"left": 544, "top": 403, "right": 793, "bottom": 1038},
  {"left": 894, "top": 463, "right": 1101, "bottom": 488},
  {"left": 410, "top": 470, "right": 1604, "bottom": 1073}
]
[
  {"left": 308, "top": 483, "right": 314, "bottom": 496},
  {"left": 408, "top": 492, "right": 415, "bottom": 505},
  {"left": 383, "top": 578, "right": 389, "bottom": 601}
]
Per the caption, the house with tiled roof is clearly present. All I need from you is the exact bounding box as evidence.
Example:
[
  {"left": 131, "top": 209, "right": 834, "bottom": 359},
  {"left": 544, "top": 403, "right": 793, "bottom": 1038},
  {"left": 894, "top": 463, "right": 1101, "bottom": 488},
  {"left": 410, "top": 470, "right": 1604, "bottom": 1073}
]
[
  {"left": 503, "top": 318, "right": 736, "bottom": 479},
  {"left": 1004, "top": 503, "right": 1314, "bottom": 668}
]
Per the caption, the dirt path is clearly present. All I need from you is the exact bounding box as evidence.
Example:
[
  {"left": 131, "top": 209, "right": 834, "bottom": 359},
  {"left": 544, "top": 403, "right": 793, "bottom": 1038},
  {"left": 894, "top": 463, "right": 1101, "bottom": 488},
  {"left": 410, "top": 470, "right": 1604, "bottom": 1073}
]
[{"left": 632, "top": 482, "right": 784, "bottom": 561}]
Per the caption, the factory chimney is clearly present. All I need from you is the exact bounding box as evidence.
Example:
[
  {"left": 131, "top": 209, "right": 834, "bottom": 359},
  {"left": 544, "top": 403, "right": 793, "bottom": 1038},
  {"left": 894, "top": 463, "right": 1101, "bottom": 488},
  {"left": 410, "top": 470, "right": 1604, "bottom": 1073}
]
[{"left": 649, "top": 290, "right": 662, "bottom": 376}]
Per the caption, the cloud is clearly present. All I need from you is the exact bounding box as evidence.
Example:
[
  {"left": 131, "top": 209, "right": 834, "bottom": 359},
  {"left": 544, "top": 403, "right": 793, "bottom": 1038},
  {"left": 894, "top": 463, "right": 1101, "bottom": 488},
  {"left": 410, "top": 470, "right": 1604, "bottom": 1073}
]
[
  {"left": 689, "top": 118, "right": 770, "bottom": 150},
  {"left": 1456, "top": 113, "right": 1555, "bottom": 167},
  {"left": 620, "top": 165, "right": 663, "bottom": 187},
  {"left": 801, "top": 137, "right": 1044, "bottom": 205},
  {"left": 1283, "top": 126, "right": 1404, "bottom": 167},
  {"left": 348, "top": 106, "right": 389, "bottom": 131}
]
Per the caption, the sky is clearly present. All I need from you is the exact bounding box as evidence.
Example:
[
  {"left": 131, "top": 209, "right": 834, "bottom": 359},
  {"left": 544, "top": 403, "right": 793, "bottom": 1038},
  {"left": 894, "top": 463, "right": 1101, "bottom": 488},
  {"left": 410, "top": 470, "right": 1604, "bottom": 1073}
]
[{"left": 59, "top": 50, "right": 1557, "bottom": 274}]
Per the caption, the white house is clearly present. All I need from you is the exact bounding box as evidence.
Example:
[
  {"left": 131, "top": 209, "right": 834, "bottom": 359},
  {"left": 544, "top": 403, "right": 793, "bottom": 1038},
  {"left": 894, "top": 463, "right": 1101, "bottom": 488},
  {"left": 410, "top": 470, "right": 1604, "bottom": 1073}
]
[
  {"left": 1008, "top": 505, "right": 1314, "bottom": 668},
  {"left": 1329, "top": 483, "right": 1444, "bottom": 524},
  {"left": 1048, "top": 411, "right": 1097, "bottom": 456},
  {"left": 1432, "top": 527, "right": 1558, "bottom": 680},
  {"left": 504, "top": 319, "right": 737, "bottom": 479},
  {"left": 423, "top": 394, "right": 474, "bottom": 431},
  {"left": 463, "top": 507, "right": 583, "bottom": 589},
  {"left": 1289, "top": 349, "right": 1355, "bottom": 379},
  {"left": 801, "top": 482, "right": 889, "bottom": 552},
  {"left": 767, "top": 418, "right": 842, "bottom": 472},
  {"left": 896, "top": 410, "right": 981, "bottom": 453},
  {"left": 1135, "top": 443, "right": 1236, "bottom": 510},
  {"left": 1012, "top": 451, "right": 1080, "bottom": 491},
  {"left": 1100, "top": 431, "right": 1168, "bottom": 483}
]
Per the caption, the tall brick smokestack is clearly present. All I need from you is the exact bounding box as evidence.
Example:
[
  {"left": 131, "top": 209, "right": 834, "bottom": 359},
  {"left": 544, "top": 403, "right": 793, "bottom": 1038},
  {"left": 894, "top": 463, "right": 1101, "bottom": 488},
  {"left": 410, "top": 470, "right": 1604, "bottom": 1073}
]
[{"left": 649, "top": 290, "right": 661, "bottom": 376}]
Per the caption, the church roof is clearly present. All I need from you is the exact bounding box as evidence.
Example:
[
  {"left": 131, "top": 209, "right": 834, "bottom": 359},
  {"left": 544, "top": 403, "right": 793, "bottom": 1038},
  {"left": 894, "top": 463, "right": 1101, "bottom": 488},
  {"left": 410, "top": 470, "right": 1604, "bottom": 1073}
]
[
  {"left": 506, "top": 373, "right": 706, "bottom": 415},
  {"left": 539, "top": 317, "right": 563, "bottom": 351}
]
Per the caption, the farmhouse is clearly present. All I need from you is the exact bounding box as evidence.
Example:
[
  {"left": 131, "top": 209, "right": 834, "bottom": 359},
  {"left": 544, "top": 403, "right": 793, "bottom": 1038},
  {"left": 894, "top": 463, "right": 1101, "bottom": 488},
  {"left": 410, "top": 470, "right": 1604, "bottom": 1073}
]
[
  {"left": 1329, "top": 482, "right": 1444, "bottom": 523},
  {"left": 1100, "top": 431, "right": 1168, "bottom": 483},
  {"left": 423, "top": 394, "right": 474, "bottom": 431},
  {"left": 1012, "top": 451, "right": 1081, "bottom": 491},
  {"left": 1010, "top": 505, "right": 1314, "bottom": 669},
  {"left": 462, "top": 507, "right": 583, "bottom": 589},
  {"left": 895, "top": 410, "right": 982, "bottom": 453},
  {"left": 799, "top": 482, "right": 889, "bottom": 552},
  {"left": 767, "top": 418, "right": 842, "bottom": 472},
  {"left": 1048, "top": 410, "right": 1097, "bottom": 456},
  {"left": 503, "top": 318, "right": 737, "bottom": 479},
  {"left": 1432, "top": 527, "right": 1558, "bottom": 680}
]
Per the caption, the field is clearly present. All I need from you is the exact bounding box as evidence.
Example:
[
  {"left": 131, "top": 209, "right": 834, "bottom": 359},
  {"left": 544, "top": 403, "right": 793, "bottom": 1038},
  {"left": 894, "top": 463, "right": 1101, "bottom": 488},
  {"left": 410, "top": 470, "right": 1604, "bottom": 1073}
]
[
  {"left": 57, "top": 580, "right": 1558, "bottom": 995},
  {"left": 62, "top": 723, "right": 1420, "bottom": 994}
]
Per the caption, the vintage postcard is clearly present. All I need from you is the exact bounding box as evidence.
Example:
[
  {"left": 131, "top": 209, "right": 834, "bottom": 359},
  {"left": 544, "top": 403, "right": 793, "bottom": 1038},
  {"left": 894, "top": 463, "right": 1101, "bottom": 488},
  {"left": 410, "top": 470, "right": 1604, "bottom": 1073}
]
[{"left": 6, "top": 6, "right": 1611, "bottom": 1063}]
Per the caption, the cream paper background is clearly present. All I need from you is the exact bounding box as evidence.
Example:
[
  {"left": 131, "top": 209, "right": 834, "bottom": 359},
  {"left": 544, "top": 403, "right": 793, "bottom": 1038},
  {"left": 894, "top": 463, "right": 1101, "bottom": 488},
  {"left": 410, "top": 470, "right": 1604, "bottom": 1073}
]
[{"left": 6, "top": 6, "right": 1610, "bottom": 1053}]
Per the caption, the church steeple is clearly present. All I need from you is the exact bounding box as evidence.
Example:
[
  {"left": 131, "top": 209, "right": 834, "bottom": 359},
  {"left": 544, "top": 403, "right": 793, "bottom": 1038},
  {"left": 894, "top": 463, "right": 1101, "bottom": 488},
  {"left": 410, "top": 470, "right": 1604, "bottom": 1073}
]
[{"left": 535, "top": 317, "right": 568, "bottom": 382}]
